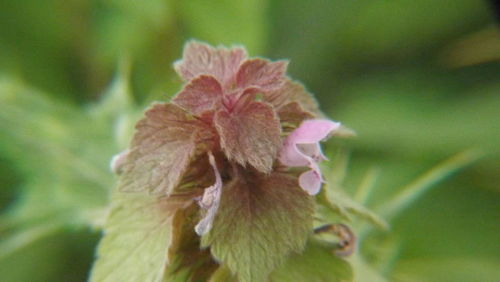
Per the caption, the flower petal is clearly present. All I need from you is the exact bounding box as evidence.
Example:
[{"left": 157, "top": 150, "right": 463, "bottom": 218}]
[
  {"left": 174, "top": 41, "right": 247, "bottom": 86},
  {"left": 195, "top": 153, "right": 223, "bottom": 235},
  {"left": 172, "top": 75, "right": 223, "bottom": 115},
  {"left": 289, "top": 119, "right": 341, "bottom": 144},
  {"left": 279, "top": 137, "right": 310, "bottom": 167},
  {"left": 299, "top": 169, "right": 323, "bottom": 195},
  {"left": 279, "top": 119, "right": 340, "bottom": 195},
  {"left": 236, "top": 58, "right": 288, "bottom": 92},
  {"left": 214, "top": 101, "right": 281, "bottom": 173},
  {"left": 119, "top": 103, "right": 209, "bottom": 195}
]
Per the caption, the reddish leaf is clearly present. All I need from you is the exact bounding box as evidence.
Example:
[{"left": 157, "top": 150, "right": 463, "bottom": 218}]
[
  {"left": 173, "top": 75, "right": 223, "bottom": 115},
  {"left": 174, "top": 41, "right": 247, "bottom": 87},
  {"left": 214, "top": 101, "right": 281, "bottom": 173},
  {"left": 277, "top": 102, "right": 315, "bottom": 134},
  {"left": 236, "top": 59, "right": 288, "bottom": 92},
  {"left": 265, "top": 79, "right": 321, "bottom": 116},
  {"left": 119, "top": 103, "right": 210, "bottom": 195}
]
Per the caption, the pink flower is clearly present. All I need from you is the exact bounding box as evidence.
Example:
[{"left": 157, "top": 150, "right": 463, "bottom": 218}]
[{"left": 279, "top": 119, "right": 341, "bottom": 195}]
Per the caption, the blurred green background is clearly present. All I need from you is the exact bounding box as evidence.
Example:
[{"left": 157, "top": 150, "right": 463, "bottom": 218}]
[{"left": 0, "top": 0, "right": 499, "bottom": 281}]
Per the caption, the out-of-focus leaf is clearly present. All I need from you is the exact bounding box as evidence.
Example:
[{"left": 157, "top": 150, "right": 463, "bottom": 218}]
[
  {"left": 0, "top": 78, "right": 116, "bottom": 227},
  {"left": 350, "top": 254, "right": 388, "bottom": 282},
  {"left": 317, "top": 150, "right": 387, "bottom": 229},
  {"left": 441, "top": 26, "right": 500, "bottom": 67},
  {"left": 178, "top": 0, "right": 268, "bottom": 54},
  {"left": 337, "top": 77, "right": 500, "bottom": 158},
  {"left": 91, "top": 59, "right": 134, "bottom": 118},
  {"left": 334, "top": 0, "right": 492, "bottom": 60},
  {"left": 0, "top": 229, "right": 97, "bottom": 282},
  {"left": 393, "top": 257, "right": 500, "bottom": 282},
  {"left": 354, "top": 167, "right": 380, "bottom": 204},
  {"left": 0, "top": 221, "right": 63, "bottom": 260},
  {"left": 90, "top": 191, "right": 190, "bottom": 282},
  {"left": 92, "top": 0, "right": 173, "bottom": 64},
  {"left": 379, "top": 150, "right": 482, "bottom": 219},
  {"left": 270, "top": 240, "right": 353, "bottom": 282},
  {"left": 320, "top": 187, "right": 388, "bottom": 230}
]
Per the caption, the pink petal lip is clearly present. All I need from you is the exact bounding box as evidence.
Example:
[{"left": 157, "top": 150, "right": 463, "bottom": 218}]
[
  {"left": 195, "top": 152, "right": 223, "bottom": 235},
  {"left": 279, "top": 119, "right": 340, "bottom": 195},
  {"left": 299, "top": 169, "right": 323, "bottom": 195}
]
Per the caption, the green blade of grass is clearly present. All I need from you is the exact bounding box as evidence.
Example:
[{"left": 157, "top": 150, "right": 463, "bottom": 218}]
[
  {"left": 378, "top": 149, "right": 483, "bottom": 220},
  {"left": 0, "top": 222, "right": 63, "bottom": 260},
  {"left": 354, "top": 166, "right": 380, "bottom": 205}
]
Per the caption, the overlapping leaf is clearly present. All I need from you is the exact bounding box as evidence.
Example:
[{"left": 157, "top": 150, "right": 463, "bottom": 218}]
[
  {"left": 90, "top": 191, "right": 192, "bottom": 282},
  {"left": 214, "top": 101, "right": 281, "bottom": 173},
  {"left": 119, "top": 103, "right": 212, "bottom": 195},
  {"left": 202, "top": 171, "right": 314, "bottom": 282}
]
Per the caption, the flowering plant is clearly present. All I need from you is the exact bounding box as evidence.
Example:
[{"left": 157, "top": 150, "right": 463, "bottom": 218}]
[{"left": 91, "top": 41, "right": 370, "bottom": 282}]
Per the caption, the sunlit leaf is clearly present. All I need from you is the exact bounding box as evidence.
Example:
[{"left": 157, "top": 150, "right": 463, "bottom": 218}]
[
  {"left": 270, "top": 240, "right": 353, "bottom": 282},
  {"left": 90, "top": 191, "right": 191, "bottom": 282}
]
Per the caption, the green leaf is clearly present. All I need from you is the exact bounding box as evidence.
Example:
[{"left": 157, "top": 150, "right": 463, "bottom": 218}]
[
  {"left": 349, "top": 254, "right": 388, "bottom": 282},
  {"left": 90, "top": 191, "right": 190, "bottom": 282},
  {"left": 378, "top": 149, "right": 482, "bottom": 220},
  {"left": 0, "top": 79, "right": 113, "bottom": 226},
  {"left": 393, "top": 257, "right": 500, "bottom": 282},
  {"left": 91, "top": 59, "right": 134, "bottom": 120},
  {"left": 320, "top": 185, "right": 388, "bottom": 230},
  {"left": 353, "top": 167, "right": 380, "bottom": 204},
  {"left": 202, "top": 172, "right": 314, "bottom": 282},
  {"left": 165, "top": 204, "right": 218, "bottom": 281},
  {"left": 178, "top": 0, "right": 268, "bottom": 54},
  {"left": 0, "top": 221, "right": 63, "bottom": 261},
  {"left": 270, "top": 240, "right": 353, "bottom": 282},
  {"left": 119, "top": 103, "right": 211, "bottom": 195}
]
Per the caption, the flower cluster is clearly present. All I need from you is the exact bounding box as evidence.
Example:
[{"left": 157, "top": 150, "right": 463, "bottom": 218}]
[{"left": 114, "top": 41, "right": 341, "bottom": 237}]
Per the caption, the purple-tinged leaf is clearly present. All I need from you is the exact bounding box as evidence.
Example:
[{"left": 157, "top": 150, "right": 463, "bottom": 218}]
[
  {"left": 119, "top": 103, "right": 211, "bottom": 195},
  {"left": 265, "top": 79, "right": 321, "bottom": 116},
  {"left": 173, "top": 75, "right": 223, "bottom": 115},
  {"left": 202, "top": 171, "right": 314, "bottom": 282},
  {"left": 174, "top": 41, "right": 247, "bottom": 87},
  {"left": 214, "top": 101, "right": 281, "bottom": 173},
  {"left": 236, "top": 59, "right": 288, "bottom": 92}
]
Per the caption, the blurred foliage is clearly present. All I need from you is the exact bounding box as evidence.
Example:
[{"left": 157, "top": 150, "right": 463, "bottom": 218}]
[{"left": 0, "top": 0, "right": 499, "bottom": 281}]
